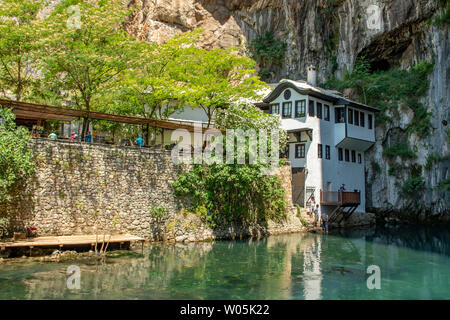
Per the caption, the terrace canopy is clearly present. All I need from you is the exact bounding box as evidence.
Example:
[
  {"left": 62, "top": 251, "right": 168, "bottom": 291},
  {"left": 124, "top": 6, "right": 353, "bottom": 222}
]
[{"left": 0, "top": 99, "right": 208, "bottom": 133}]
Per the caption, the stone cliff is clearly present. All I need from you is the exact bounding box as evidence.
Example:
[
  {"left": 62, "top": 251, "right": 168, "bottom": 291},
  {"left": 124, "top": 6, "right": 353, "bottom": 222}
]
[{"left": 126, "top": 0, "right": 449, "bottom": 220}]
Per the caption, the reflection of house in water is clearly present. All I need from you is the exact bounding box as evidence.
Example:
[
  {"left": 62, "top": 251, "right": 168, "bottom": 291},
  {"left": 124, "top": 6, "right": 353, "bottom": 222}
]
[{"left": 302, "top": 236, "right": 323, "bottom": 300}]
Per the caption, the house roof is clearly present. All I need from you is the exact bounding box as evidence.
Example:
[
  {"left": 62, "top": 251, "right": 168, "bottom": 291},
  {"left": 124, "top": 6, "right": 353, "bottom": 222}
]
[{"left": 263, "top": 79, "right": 380, "bottom": 113}]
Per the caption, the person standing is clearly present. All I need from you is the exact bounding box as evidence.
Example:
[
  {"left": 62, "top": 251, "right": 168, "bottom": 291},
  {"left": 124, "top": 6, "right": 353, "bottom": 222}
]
[
  {"left": 339, "top": 184, "right": 346, "bottom": 191},
  {"left": 136, "top": 136, "right": 144, "bottom": 148},
  {"left": 85, "top": 130, "right": 92, "bottom": 143},
  {"left": 308, "top": 196, "right": 316, "bottom": 217},
  {"left": 322, "top": 214, "right": 329, "bottom": 234},
  {"left": 48, "top": 131, "right": 57, "bottom": 140},
  {"left": 314, "top": 204, "right": 321, "bottom": 227}
]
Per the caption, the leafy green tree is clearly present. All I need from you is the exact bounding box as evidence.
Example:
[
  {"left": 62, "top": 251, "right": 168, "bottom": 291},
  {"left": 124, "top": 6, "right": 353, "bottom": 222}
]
[
  {"left": 171, "top": 103, "right": 288, "bottom": 226},
  {"left": 110, "top": 31, "right": 201, "bottom": 144},
  {"left": 0, "top": 0, "right": 44, "bottom": 101},
  {"left": 40, "top": 0, "right": 135, "bottom": 140},
  {"left": 178, "top": 46, "right": 268, "bottom": 128},
  {"left": 0, "top": 108, "right": 35, "bottom": 206}
]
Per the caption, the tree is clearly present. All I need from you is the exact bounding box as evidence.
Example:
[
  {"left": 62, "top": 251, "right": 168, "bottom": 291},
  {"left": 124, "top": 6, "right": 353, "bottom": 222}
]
[
  {"left": 109, "top": 31, "right": 201, "bottom": 144},
  {"left": 0, "top": 108, "right": 35, "bottom": 207},
  {"left": 0, "top": 0, "right": 44, "bottom": 101},
  {"left": 40, "top": 0, "right": 136, "bottom": 140},
  {"left": 171, "top": 103, "right": 288, "bottom": 225},
  {"left": 177, "top": 46, "right": 268, "bottom": 128}
]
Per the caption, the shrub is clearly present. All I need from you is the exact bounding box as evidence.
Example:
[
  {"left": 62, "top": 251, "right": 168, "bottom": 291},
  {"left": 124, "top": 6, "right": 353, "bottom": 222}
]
[
  {"left": 324, "top": 58, "right": 434, "bottom": 138},
  {"left": 401, "top": 176, "right": 425, "bottom": 197},
  {"left": 149, "top": 205, "right": 168, "bottom": 218},
  {"left": 171, "top": 163, "right": 287, "bottom": 227},
  {"left": 247, "top": 32, "right": 287, "bottom": 80},
  {"left": 425, "top": 153, "right": 447, "bottom": 170},
  {"left": 383, "top": 142, "right": 416, "bottom": 160},
  {"left": 0, "top": 108, "right": 35, "bottom": 204}
]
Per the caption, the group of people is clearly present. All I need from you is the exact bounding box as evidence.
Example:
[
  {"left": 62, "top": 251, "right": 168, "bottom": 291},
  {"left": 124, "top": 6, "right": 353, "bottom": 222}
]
[
  {"left": 307, "top": 196, "right": 328, "bottom": 234},
  {"left": 48, "top": 130, "right": 95, "bottom": 142},
  {"left": 306, "top": 184, "right": 348, "bottom": 234}
]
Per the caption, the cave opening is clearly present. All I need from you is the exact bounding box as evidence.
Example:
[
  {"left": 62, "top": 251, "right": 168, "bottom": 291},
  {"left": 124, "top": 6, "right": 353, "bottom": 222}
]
[{"left": 369, "top": 59, "right": 391, "bottom": 72}]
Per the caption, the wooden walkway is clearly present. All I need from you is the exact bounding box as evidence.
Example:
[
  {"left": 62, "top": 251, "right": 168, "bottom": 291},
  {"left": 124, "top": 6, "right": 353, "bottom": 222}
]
[{"left": 0, "top": 234, "right": 145, "bottom": 251}]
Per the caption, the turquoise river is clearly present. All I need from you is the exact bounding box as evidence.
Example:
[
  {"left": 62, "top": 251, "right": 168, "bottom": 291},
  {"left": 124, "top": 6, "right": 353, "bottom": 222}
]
[{"left": 0, "top": 225, "right": 449, "bottom": 299}]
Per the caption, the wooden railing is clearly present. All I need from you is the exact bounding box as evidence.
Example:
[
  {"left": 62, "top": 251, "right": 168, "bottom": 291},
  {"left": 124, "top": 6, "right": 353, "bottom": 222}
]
[{"left": 320, "top": 190, "right": 360, "bottom": 205}]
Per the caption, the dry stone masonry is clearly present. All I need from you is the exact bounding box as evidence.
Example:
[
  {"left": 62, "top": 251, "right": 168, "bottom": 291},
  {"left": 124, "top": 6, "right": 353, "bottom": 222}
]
[{"left": 10, "top": 139, "right": 305, "bottom": 242}]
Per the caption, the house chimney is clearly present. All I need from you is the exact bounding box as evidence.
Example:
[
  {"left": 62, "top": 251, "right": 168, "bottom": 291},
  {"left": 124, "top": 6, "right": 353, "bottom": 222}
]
[{"left": 307, "top": 65, "right": 317, "bottom": 87}]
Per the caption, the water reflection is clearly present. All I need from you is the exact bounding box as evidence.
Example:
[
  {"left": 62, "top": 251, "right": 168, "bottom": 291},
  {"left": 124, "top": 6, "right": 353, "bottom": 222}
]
[{"left": 0, "top": 226, "right": 449, "bottom": 299}]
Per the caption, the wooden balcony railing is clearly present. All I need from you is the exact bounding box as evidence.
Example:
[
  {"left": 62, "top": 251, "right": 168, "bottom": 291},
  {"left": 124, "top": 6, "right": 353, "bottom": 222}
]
[{"left": 320, "top": 190, "right": 360, "bottom": 206}]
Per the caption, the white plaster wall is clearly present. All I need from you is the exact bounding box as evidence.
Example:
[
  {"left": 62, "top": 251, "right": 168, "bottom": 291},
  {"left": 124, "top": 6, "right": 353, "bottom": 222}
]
[
  {"left": 347, "top": 110, "right": 376, "bottom": 142},
  {"left": 271, "top": 88, "right": 367, "bottom": 213},
  {"left": 170, "top": 106, "right": 209, "bottom": 123}
]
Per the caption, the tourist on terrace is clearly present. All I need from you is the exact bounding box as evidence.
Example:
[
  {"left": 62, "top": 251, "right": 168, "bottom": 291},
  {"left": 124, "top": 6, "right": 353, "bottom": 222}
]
[
  {"left": 136, "top": 136, "right": 144, "bottom": 148},
  {"left": 339, "top": 184, "right": 346, "bottom": 191},
  {"left": 85, "top": 130, "right": 92, "bottom": 143},
  {"left": 48, "top": 132, "right": 57, "bottom": 140}
]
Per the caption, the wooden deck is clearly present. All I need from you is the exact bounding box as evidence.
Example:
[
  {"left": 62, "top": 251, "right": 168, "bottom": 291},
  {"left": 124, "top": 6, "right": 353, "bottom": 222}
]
[
  {"left": 320, "top": 190, "right": 361, "bottom": 206},
  {"left": 0, "top": 234, "right": 145, "bottom": 250}
]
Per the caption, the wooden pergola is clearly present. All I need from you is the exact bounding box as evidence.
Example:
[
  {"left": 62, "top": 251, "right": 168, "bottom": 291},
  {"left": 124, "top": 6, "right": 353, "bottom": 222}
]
[{"left": 0, "top": 98, "right": 209, "bottom": 133}]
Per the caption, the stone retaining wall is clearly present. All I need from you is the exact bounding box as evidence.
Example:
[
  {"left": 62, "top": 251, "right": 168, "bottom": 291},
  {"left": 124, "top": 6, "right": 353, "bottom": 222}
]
[{"left": 6, "top": 139, "right": 305, "bottom": 241}]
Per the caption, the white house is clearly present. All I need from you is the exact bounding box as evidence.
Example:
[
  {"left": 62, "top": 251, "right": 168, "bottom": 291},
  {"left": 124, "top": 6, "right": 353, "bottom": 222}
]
[
  {"left": 260, "top": 66, "right": 379, "bottom": 219},
  {"left": 165, "top": 66, "right": 378, "bottom": 221}
]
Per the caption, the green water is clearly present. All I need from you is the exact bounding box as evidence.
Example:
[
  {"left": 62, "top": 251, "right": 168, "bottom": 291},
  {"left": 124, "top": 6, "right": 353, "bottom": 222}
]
[{"left": 0, "top": 225, "right": 449, "bottom": 300}]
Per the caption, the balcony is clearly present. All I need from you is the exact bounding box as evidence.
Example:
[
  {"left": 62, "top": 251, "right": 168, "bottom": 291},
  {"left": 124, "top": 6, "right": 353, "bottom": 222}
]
[{"left": 320, "top": 190, "right": 360, "bottom": 206}]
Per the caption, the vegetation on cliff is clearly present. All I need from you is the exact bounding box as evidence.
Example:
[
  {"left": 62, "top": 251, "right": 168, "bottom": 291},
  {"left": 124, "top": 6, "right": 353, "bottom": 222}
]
[
  {"left": 325, "top": 57, "right": 435, "bottom": 200},
  {"left": 247, "top": 31, "right": 288, "bottom": 81}
]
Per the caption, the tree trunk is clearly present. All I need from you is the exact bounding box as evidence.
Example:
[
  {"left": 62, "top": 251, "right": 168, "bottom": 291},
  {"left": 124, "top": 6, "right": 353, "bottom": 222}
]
[
  {"left": 145, "top": 124, "right": 150, "bottom": 146},
  {"left": 81, "top": 117, "right": 89, "bottom": 141}
]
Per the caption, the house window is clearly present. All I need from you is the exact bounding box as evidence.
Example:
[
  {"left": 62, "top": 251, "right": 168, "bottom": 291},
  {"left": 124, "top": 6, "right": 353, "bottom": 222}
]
[
  {"left": 368, "top": 114, "right": 373, "bottom": 129},
  {"left": 317, "top": 103, "right": 323, "bottom": 119},
  {"left": 295, "top": 100, "right": 306, "bottom": 117},
  {"left": 318, "top": 144, "right": 323, "bottom": 158},
  {"left": 358, "top": 153, "right": 362, "bottom": 164},
  {"left": 338, "top": 148, "right": 343, "bottom": 161},
  {"left": 360, "top": 112, "right": 365, "bottom": 127},
  {"left": 282, "top": 102, "right": 292, "bottom": 118},
  {"left": 354, "top": 110, "right": 360, "bottom": 126},
  {"left": 308, "top": 100, "right": 315, "bottom": 117},
  {"left": 335, "top": 107, "right": 345, "bottom": 123},
  {"left": 295, "top": 144, "right": 306, "bottom": 158},
  {"left": 348, "top": 108, "right": 353, "bottom": 124},
  {"left": 271, "top": 103, "right": 280, "bottom": 114},
  {"left": 345, "top": 149, "right": 350, "bottom": 162},
  {"left": 324, "top": 105, "right": 330, "bottom": 121},
  {"left": 351, "top": 150, "right": 356, "bottom": 162},
  {"left": 325, "top": 145, "right": 330, "bottom": 160}
]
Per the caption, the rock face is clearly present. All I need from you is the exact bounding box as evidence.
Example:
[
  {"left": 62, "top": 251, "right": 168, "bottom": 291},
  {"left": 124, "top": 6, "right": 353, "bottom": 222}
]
[{"left": 126, "top": 0, "right": 449, "bottom": 219}]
